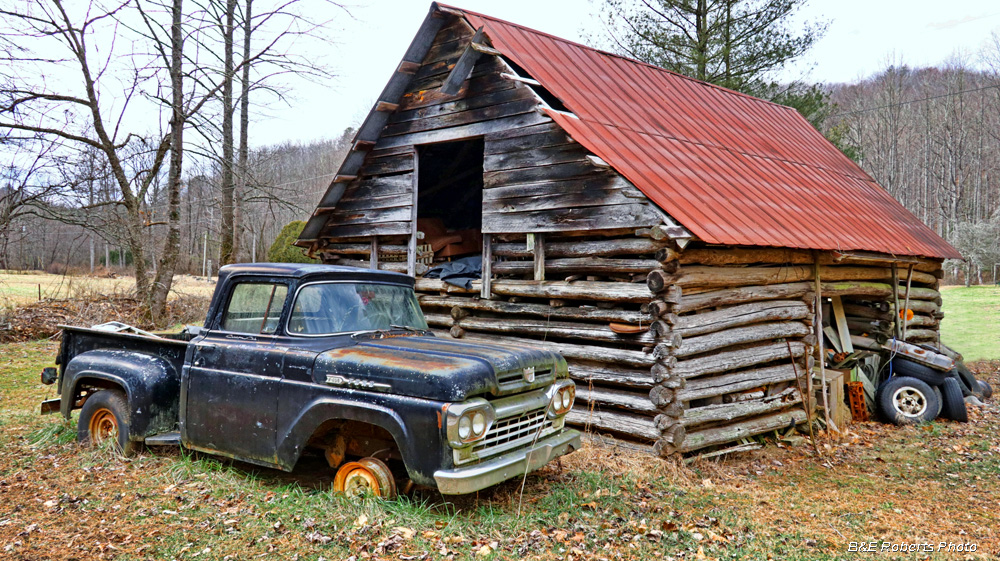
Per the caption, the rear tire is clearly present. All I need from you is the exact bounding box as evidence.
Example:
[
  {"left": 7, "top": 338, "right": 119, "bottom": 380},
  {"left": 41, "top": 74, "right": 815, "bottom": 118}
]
[
  {"left": 953, "top": 362, "right": 980, "bottom": 397},
  {"left": 77, "top": 389, "right": 137, "bottom": 455},
  {"left": 876, "top": 376, "right": 939, "bottom": 425},
  {"left": 940, "top": 378, "right": 968, "bottom": 423}
]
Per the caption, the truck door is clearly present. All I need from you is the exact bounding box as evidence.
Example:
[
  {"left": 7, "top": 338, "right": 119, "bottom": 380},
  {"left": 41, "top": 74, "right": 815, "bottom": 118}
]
[{"left": 181, "top": 280, "right": 289, "bottom": 466}]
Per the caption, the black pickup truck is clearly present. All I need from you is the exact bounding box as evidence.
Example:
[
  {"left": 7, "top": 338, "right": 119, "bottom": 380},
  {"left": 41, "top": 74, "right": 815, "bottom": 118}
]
[{"left": 40, "top": 263, "right": 580, "bottom": 497}]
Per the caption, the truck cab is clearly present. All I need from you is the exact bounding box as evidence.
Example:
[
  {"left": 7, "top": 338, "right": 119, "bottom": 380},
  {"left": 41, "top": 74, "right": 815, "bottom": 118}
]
[{"left": 43, "top": 263, "right": 580, "bottom": 496}]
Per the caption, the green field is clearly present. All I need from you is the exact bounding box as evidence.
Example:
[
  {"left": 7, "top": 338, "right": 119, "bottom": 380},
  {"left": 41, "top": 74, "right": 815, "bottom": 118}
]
[{"left": 940, "top": 285, "right": 1000, "bottom": 361}]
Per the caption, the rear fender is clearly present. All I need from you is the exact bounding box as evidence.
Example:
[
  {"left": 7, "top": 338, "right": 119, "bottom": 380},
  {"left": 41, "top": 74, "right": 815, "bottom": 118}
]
[{"left": 62, "top": 349, "right": 180, "bottom": 440}]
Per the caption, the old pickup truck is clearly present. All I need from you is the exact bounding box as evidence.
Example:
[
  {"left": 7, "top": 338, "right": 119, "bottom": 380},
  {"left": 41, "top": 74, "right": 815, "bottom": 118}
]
[{"left": 40, "top": 263, "right": 580, "bottom": 497}]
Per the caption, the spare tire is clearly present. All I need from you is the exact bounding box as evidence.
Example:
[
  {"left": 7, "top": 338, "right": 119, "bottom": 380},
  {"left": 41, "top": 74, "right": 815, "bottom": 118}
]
[
  {"left": 978, "top": 380, "right": 993, "bottom": 400},
  {"left": 953, "top": 362, "right": 980, "bottom": 397},
  {"left": 940, "top": 377, "right": 969, "bottom": 423},
  {"left": 932, "top": 386, "right": 943, "bottom": 418},
  {"left": 876, "top": 376, "right": 940, "bottom": 425},
  {"left": 890, "top": 358, "right": 948, "bottom": 387}
]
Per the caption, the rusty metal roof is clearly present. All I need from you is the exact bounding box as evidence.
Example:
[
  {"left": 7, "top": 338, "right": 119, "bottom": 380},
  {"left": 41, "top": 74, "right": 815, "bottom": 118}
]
[{"left": 449, "top": 5, "right": 960, "bottom": 259}]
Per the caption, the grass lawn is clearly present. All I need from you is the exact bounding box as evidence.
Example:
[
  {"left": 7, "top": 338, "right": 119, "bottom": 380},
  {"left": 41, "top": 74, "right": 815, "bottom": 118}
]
[
  {"left": 0, "top": 271, "right": 215, "bottom": 308},
  {"left": 1, "top": 342, "right": 999, "bottom": 560},
  {"left": 940, "top": 285, "right": 1000, "bottom": 361}
]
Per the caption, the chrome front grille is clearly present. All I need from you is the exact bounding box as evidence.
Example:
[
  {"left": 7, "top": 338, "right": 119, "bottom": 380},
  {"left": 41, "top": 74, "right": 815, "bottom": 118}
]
[
  {"left": 452, "top": 388, "right": 562, "bottom": 466},
  {"left": 471, "top": 409, "right": 552, "bottom": 457}
]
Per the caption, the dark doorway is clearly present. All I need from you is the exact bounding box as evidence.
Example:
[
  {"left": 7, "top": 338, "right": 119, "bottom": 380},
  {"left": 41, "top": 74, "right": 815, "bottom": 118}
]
[{"left": 416, "top": 138, "right": 484, "bottom": 259}]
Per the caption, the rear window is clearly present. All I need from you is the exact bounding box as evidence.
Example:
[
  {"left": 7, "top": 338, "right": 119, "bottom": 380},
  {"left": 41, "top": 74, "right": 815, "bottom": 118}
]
[
  {"left": 287, "top": 282, "right": 427, "bottom": 335},
  {"left": 221, "top": 283, "right": 288, "bottom": 334}
]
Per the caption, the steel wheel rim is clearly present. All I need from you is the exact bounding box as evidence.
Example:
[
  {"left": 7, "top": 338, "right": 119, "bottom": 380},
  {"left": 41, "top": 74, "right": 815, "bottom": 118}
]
[
  {"left": 88, "top": 408, "right": 118, "bottom": 442},
  {"left": 892, "top": 386, "right": 927, "bottom": 417}
]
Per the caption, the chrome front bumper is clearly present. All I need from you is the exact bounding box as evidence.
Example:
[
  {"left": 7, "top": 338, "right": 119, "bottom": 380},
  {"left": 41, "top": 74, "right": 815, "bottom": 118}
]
[{"left": 433, "top": 428, "right": 581, "bottom": 495}]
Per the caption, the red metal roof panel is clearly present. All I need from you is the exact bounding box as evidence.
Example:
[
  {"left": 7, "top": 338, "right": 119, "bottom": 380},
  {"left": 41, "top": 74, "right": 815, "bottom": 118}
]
[{"left": 451, "top": 5, "right": 960, "bottom": 259}]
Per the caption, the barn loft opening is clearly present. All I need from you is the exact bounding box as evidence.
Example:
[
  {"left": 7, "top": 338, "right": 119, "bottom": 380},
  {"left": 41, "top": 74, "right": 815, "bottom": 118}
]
[{"left": 416, "top": 137, "right": 484, "bottom": 260}]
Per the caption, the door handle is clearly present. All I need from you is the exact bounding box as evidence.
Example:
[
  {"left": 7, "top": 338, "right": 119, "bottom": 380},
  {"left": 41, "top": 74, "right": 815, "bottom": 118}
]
[
  {"left": 193, "top": 343, "right": 217, "bottom": 367},
  {"left": 197, "top": 343, "right": 218, "bottom": 353}
]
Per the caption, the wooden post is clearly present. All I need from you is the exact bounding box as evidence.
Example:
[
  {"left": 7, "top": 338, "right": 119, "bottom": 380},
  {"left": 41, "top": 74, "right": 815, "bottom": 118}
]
[
  {"left": 533, "top": 233, "right": 545, "bottom": 281},
  {"left": 890, "top": 264, "right": 901, "bottom": 339},
  {"left": 408, "top": 149, "right": 419, "bottom": 277},
  {"left": 481, "top": 234, "right": 492, "bottom": 299},
  {"left": 901, "top": 264, "right": 914, "bottom": 340},
  {"left": 370, "top": 237, "right": 379, "bottom": 270},
  {"left": 813, "top": 256, "right": 830, "bottom": 433}
]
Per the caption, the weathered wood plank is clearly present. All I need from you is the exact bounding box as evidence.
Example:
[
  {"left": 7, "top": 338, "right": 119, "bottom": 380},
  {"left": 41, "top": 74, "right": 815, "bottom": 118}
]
[
  {"left": 483, "top": 187, "right": 645, "bottom": 214},
  {"left": 401, "top": 63, "right": 515, "bottom": 109},
  {"left": 416, "top": 294, "right": 652, "bottom": 324},
  {"left": 680, "top": 388, "right": 802, "bottom": 429},
  {"left": 482, "top": 202, "right": 663, "bottom": 233},
  {"left": 672, "top": 341, "right": 807, "bottom": 379},
  {"left": 675, "top": 265, "right": 937, "bottom": 290},
  {"left": 456, "top": 316, "right": 656, "bottom": 345},
  {"left": 332, "top": 192, "right": 412, "bottom": 212},
  {"left": 325, "top": 205, "right": 411, "bottom": 225},
  {"left": 374, "top": 112, "right": 550, "bottom": 150},
  {"left": 566, "top": 409, "right": 659, "bottom": 441},
  {"left": 673, "top": 282, "right": 813, "bottom": 314},
  {"left": 577, "top": 386, "right": 658, "bottom": 415},
  {"left": 492, "top": 257, "right": 662, "bottom": 275},
  {"left": 673, "top": 300, "right": 811, "bottom": 337},
  {"left": 381, "top": 98, "right": 540, "bottom": 137},
  {"left": 457, "top": 332, "right": 655, "bottom": 368},
  {"left": 568, "top": 360, "right": 655, "bottom": 389},
  {"left": 484, "top": 142, "right": 589, "bottom": 171},
  {"left": 388, "top": 83, "right": 526, "bottom": 125},
  {"left": 484, "top": 124, "right": 572, "bottom": 155},
  {"left": 678, "top": 363, "right": 803, "bottom": 402},
  {"left": 680, "top": 409, "right": 807, "bottom": 452},
  {"left": 484, "top": 160, "right": 608, "bottom": 187},
  {"left": 322, "top": 220, "right": 413, "bottom": 239},
  {"left": 675, "top": 321, "right": 811, "bottom": 359},
  {"left": 483, "top": 174, "right": 638, "bottom": 201},
  {"left": 492, "top": 237, "right": 666, "bottom": 258}
]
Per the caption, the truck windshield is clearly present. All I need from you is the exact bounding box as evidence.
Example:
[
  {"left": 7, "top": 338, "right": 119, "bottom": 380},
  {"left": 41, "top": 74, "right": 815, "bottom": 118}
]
[{"left": 287, "top": 282, "right": 428, "bottom": 336}]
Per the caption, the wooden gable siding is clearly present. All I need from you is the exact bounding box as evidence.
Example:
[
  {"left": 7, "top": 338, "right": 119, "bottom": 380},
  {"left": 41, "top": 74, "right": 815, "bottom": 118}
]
[
  {"left": 482, "top": 122, "right": 666, "bottom": 233},
  {"left": 317, "top": 14, "right": 664, "bottom": 242}
]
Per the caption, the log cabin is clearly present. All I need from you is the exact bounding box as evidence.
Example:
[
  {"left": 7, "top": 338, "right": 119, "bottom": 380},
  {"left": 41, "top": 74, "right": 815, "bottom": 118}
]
[{"left": 296, "top": 3, "right": 962, "bottom": 455}]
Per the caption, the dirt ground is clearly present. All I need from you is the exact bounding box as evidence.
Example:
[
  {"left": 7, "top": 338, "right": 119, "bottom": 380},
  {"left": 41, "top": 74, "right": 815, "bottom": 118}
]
[{"left": 1, "top": 341, "right": 997, "bottom": 560}]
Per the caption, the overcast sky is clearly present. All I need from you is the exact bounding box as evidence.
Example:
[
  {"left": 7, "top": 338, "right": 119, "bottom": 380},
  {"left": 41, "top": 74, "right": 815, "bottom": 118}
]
[{"left": 265, "top": 0, "right": 1000, "bottom": 145}]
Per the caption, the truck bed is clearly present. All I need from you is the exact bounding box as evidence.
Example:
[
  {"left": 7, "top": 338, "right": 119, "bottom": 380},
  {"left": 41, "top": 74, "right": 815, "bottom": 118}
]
[{"left": 57, "top": 325, "right": 192, "bottom": 384}]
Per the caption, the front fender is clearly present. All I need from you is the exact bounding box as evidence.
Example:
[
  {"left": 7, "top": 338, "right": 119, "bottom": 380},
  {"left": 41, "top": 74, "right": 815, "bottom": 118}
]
[
  {"left": 275, "top": 389, "right": 447, "bottom": 486},
  {"left": 62, "top": 349, "right": 180, "bottom": 440}
]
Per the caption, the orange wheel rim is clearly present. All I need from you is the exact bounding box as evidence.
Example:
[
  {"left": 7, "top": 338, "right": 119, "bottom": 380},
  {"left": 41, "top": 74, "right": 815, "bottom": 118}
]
[
  {"left": 88, "top": 408, "right": 118, "bottom": 442},
  {"left": 334, "top": 462, "right": 381, "bottom": 498}
]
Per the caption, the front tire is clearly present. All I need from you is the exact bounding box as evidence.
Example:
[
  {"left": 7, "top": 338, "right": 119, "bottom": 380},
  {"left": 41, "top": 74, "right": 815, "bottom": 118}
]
[{"left": 77, "top": 389, "right": 137, "bottom": 455}]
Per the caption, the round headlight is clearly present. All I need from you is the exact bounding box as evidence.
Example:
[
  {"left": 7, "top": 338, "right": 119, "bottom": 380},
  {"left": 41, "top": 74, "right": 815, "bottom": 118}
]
[
  {"left": 458, "top": 415, "right": 472, "bottom": 440},
  {"left": 561, "top": 389, "right": 572, "bottom": 409},
  {"left": 472, "top": 411, "right": 487, "bottom": 436}
]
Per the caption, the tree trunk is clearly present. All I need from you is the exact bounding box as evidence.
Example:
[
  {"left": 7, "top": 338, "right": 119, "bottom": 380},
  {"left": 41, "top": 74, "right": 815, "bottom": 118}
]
[
  {"left": 149, "top": 0, "right": 185, "bottom": 326},
  {"left": 236, "top": 0, "right": 253, "bottom": 263},
  {"left": 218, "top": 0, "right": 237, "bottom": 266}
]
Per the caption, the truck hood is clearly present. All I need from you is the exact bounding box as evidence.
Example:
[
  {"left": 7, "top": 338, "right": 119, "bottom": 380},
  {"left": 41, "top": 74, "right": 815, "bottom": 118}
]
[{"left": 311, "top": 335, "right": 565, "bottom": 401}]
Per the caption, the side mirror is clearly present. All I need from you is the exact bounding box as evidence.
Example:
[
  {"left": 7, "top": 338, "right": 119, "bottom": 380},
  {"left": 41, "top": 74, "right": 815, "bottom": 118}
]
[{"left": 40, "top": 367, "right": 58, "bottom": 385}]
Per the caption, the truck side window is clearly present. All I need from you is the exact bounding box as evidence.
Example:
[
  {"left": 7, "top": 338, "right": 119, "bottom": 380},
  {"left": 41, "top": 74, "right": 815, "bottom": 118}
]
[{"left": 221, "top": 283, "right": 288, "bottom": 334}]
